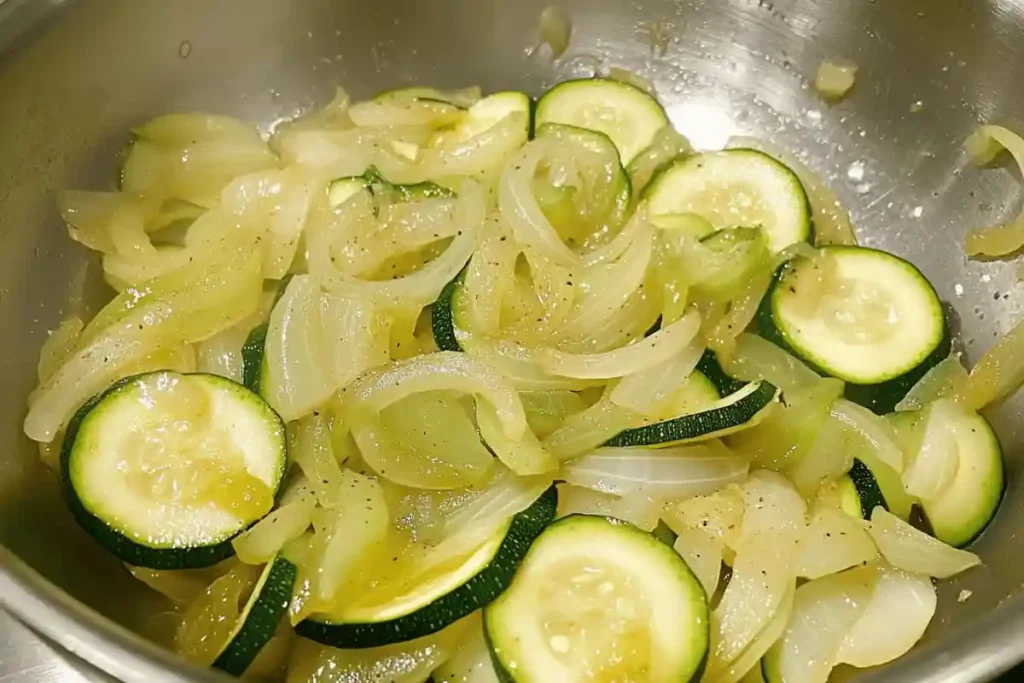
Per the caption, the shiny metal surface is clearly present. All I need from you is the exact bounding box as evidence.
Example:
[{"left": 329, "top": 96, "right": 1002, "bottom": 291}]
[{"left": 2, "top": 0, "right": 1024, "bottom": 681}]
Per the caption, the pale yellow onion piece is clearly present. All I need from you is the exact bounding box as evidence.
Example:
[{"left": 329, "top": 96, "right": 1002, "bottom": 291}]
[
  {"left": 348, "top": 98, "right": 462, "bottom": 128},
  {"left": 277, "top": 124, "right": 430, "bottom": 179},
  {"left": 561, "top": 445, "right": 749, "bottom": 500},
  {"left": 663, "top": 484, "right": 745, "bottom": 564},
  {"left": 517, "top": 247, "right": 577, "bottom": 339},
  {"left": 609, "top": 339, "right": 704, "bottom": 415},
  {"left": 321, "top": 180, "right": 484, "bottom": 309},
  {"left": 460, "top": 337, "right": 595, "bottom": 391},
  {"left": 708, "top": 584, "right": 795, "bottom": 683},
  {"left": 345, "top": 351, "right": 526, "bottom": 440},
  {"left": 831, "top": 399, "right": 904, "bottom": 473},
  {"left": 25, "top": 248, "right": 262, "bottom": 442},
  {"left": 537, "top": 6, "right": 572, "bottom": 58},
  {"left": 443, "top": 470, "right": 555, "bottom": 538},
  {"left": 795, "top": 508, "right": 877, "bottom": 579},
  {"left": 542, "top": 397, "right": 642, "bottom": 461},
  {"left": 901, "top": 399, "right": 962, "bottom": 500},
  {"left": 764, "top": 565, "right": 875, "bottom": 683},
  {"left": 175, "top": 562, "right": 260, "bottom": 666},
  {"left": 706, "top": 260, "right": 774, "bottom": 360},
  {"left": 628, "top": 127, "right": 694, "bottom": 198},
  {"left": 499, "top": 137, "right": 578, "bottom": 267},
  {"left": 270, "top": 87, "right": 353, "bottom": 154},
  {"left": 868, "top": 508, "right": 981, "bottom": 578},
  {"left": 738, "top": 470, "right": 807, "bottom": 540},
  {"left": 133, "top": 113, "right": 266, "bottom": 146},
  {"left": 476, "top": 401, "right": 557, "bottom": 475},
  {"left": 673, "top": 528, "right": 723, "bottom": 598},
  {"left": 555, "top": 222, "right": 653, "bottom": 342},
  {"left": 521, "top": 390, "right": 587, "bottom": 438},
  {"left": 432, "top": 613, "right": 499, "bottom": 683},
  {"left": 263, "top": 275, "right": 335, "bottom": 422},
  {"left": 836, "top": 565, "right": 937, "bottom": 668},
  {"left": 728, "top": 136, "right": 856, "bottom": 247},
  {"left": 417, "top": 112, "right": 530, "bottom": 182},
  {"left": 461, "top": 218, "right": 518, "bottom": 336},
  {"left": 60, "top": 191, "right": 145, "bottom": 255},
  {"left": 540, "top": 307, "right": 700, "bottom": 379},
  {"left": 722, "top": 333, "right": 821, "bottom": 395},
  {"left": 815, "top": 59, "right": 858, "bottom": 100},
  {"left": 195, "top": 291, "right": 274, "bottom": 383},
  {"left": 964, "top": 317, "right": 1024, "bottom": 410},
  {"left": 233, "top": 488, "right": 316, "bottom": 565},
  {"left": 321, "top": 289, "right": 390, "bottom": 391},
  {"left": 555, "top": 483, "right": 661, "bottom": 531},
  {"left": 556, "top": 284, "right": 661, "bottom": 355},
  {"left": 290, "top": 414, "right": 347, "bottom": 508},
  {"left": 127, "top": 562, "right": 231, "bottom": 604},
  {"left": 380, "top": 86, "right": 482, "bottom": 109},
  {"left": 37, "top": 317, "right": 84, "bottom": 383},
  {"left": 221, "top": 165, "right": 319, "bottom": 280},
  {"left": 312, "top": 470, "right": 389, "bottom": 607},
  {"left": 580, "top": 203, "right": 652, "bottom": 268},
  {"left": 785, "top": 409, "right": 854, "bottom": 496},
  {"left": 896, "top": 355, "right": 969, "bottom": 411},
  {"left": 285, "top": 616, "right": 468, "bottom": 683},
  {"left": 964, "top": 125, "right": 1024, "bottom": 257}
]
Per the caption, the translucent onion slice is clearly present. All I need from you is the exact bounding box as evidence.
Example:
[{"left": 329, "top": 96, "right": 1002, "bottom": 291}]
[
  {"left": 728, "top": 136, "right": 856, "bottom": 246},
  {"left": 290, "top": 413, "right": 347, "bottom": 508},
  {"left": 560, "top": 445, "right": 749, "bottom": 500},
  {"left": 521, "top": 390, "right": 587, "bottom": 439},
  {"left": 277, "top": 125, "right": 431, "bottom": 180},
  {"left": 831, "top": 400, "right": 903, "bottom": 473},
  {"left": 461, "top": 218, "right": 517, "bottom": 336},
  {"left": 233, "top": 486, "right": 316, "bottom": 565},
  {"left": 706, "top": 584, "right": 795, "bottom": 683},
  {"left": 443, "top": 470, "right": 555, "bottom": 539},
  {"left": 964, "top": 318, "right": 1024, "bottom": 411},
  {"left": 721, "top": 333, "right": 821, "bottom": 395},
  {"left": 738, "top": 470, "right": 807, "bottom": 539},
  {"left": 540, "top": 307, "right": 700, "bottom": 379},
  {"left": 499, "top": 137, "right": 578, "bottom": 266},
  {"left": 537, "top": 5, "right": 572, "bottom": 58},
  {"left": 580, "top": 203, "right": 651, "bottom": 267},
  {"left": 785, "top": 408, "right": 855, "bottom": 496},
  {"left": 896, "top": 355, "right": 969, "bottom": 411},
  {"left": 344, "top": 351, "right": 526, "bottom": 441},
  {"left": 128, "top": 563, "right": 230, "bottom": 605},
  {"left": 704, "top": 259, "right": 774, "bottom": 360},
  {"left": 663, "top": 484, "right": 745, "bottom": 565},
  {"left": 673, "top": 528, "right": 724, "bottom": 599},
  {"left": 348, "top": 99, "right": 462, "bottom": 128},
  {"left": 609, "top": 340, "right": 704, "bottom": 415},
  {"left": 764, "top": 565, "right": 875, "bottom": 683},
  {"left": 836, "top": 565, "right": 937, "bottom": 668},
  {"left": 175, "top": 562, "right": 259, "bottom": 666},
  {"left": 815, "top": 59, "right": 858, "bottom": 100},
  {"left": 37, "top": 317, "right": 84, "bottom": 383},
  {"left": 419, "top": 112, "right": 530, "bottom": 182},
  {"left": 476, "top": 401, "right": 558, "bottom": 475},
  {"left": 555, "top": 483, "right": 661, "bottom": 531},
  {"left": 321, "top": 290, "right": 390, "bottom": 391},
  {"left": 901, "top": 399, "right": 961, "bottom": 500},
  {"left": 460, "top": 338, "right": 594, "bottom": 391},
  {"left": 963, "top": 125, "right": 1024, "bottom": 257},
  {"left": 541, "top": 398, "right": 643, "bottom": 461},
  {"left": 627, "top": 127, "right": 693, "bottom": 197},
  {"left": 795, "top": 508, "right": 877, "bottom": 579},
  {"left": 868, "top": 508, "right": 981, "bottom": 578}
]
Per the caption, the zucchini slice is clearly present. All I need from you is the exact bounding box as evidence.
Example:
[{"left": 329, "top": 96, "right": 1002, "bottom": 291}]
[
  {"left": 296, "top": 486, "right": 558, "bottom": 649},
  {"left": 483, "top": 514, "right": 708, "bottom": 683},
  {"left": 61, "top": 371, "right": 287, "bottom": 569},
  {"left": 434, "top": 91, "right": 532, "bottom": 146},
  {"left": 696, "top": 349, "right": 749, "bottom": 397},
  {"left": 889, "top": 409, "right": 1005, "bottom": 548},
  {"left": 431, "top": 271, "right": 466, "bottom": 353},
  {"left": 212, "top": 554, "right": 297, "bottom": 676},
  {"left": 644, "top": 150, "right": 812, "bottom": 254},
  {"left": 761, "top": 246, "right": 948, "bottom": 400},
  {"left": 328, "top": 168, "right": 455, "bottom": 209},
  {"left": 534, "top": 78, "right": 668, "bottom": 165},
  {"left": 844, "top": 459, "right": 887, "bottom": 521},
  {"left": 604, "top": 381, "right": 779, "bottom": 448},
  {"left": 242, "top": 323, "right": 269, "bottom": 394}
]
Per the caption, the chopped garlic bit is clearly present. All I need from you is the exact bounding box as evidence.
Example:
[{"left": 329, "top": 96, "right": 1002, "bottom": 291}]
[{"left": 815, "top": 59, "right": 858, "bottom": 101}]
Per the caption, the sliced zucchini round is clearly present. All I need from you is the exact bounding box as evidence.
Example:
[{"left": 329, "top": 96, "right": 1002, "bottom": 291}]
[
  {"left": 604, "top": 381, "right": 779, "bottom": 448},
  {"left": 329, "top": 168, "right": 455, "bottom": 209},
  {"left": 644, "top": 150, "right": 812, "bottom": 254},
  {"left": 242, "top": 323, "right": 269, "bottom": 394},
  {"left": 483, "top": 514, "right": 708, "bottom": 683},
  {"left": 761, "top": 246, "right": 947, "bottom": 391},
  {"left": 696, "top": 349, "right": 749, "bottom": 397},
  {"left": 534, "top": 78, "right": 668, "bottom": 165},
  {"left": 61, "top": 371, "right": 287, "bottom": 569},
  {"left": 433, "top": 91, "right": 532, "bottom": 146},
  {"left": 212, "top": 554, "right": 297, "bottom": 676},
  {"left": 296, "top": 486, "right": 558, "bottom": 649}
]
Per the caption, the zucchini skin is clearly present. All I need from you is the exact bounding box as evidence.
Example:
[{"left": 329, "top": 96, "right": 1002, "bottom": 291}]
[
  {"left": 296, "top": 486, "right": 558, "bottom": 649},
  {"left": 756, "top": 262, "right": 952, "bottom": 415},
  {"left": 431, "top": 270, "right": 466, "bottom": 353},
  {"left": 212, "top": 556, "right": 298, "bottom": 676},
  {"left": 847, "top": 459, "right": 888, "bottom": 520},
  {"left": 242, "top": 323, "right": 268, "bottom": 394},
  {"left": 61, "top": 377, "right": 237, "bottom": 569}
]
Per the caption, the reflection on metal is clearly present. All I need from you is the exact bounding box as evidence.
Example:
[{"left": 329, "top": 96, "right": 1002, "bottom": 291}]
[{"left": 1, "top": 0, "right": 1024, "bottom": 681}]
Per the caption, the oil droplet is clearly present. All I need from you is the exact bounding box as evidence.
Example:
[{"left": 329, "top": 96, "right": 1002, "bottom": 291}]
[{"left": 178, "top": 40, "right": 192, "bottom": 59}]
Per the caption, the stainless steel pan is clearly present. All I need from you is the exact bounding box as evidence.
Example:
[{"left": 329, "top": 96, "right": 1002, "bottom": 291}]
[{"left": 2, "top": 0, "right": 1023, "bottom": 680}]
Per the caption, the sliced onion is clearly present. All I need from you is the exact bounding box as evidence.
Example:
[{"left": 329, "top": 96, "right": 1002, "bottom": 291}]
[
  {"left": 964, "top": 125, "right": 1024, "bottom": 257},
  {"left": 277, "top": 125, "right": 430, "bottom": 180},
  {"left": 628, "top": 127, "right": 693, "bottom": 196},
  {"left": 711, "top": 589, "right": 795, "bottom": 683},
  {"left": 964, "top": 317, "right": 1024, "bottom": 410},
  {"left": 580, "top": 204, "right": 651, "bottom": 267},
  {"left": 738, "top": 470, "right": 807, "bottom": 539},
  {"left": 461, "top": 338, "right": 595, "bottom": 391},
  {"left": 722, "top": 333, "right": 821, "bottom": 395},
  {"left": 290, "top": 413, "right": 347, "bottom": 507},
  {"left": 541, "top": 397, "right": 643, "bottom": 461},
  {"left": 175, "top": 563, "right": 259, "bottom": 666},
  {"left": 499, "top": 138, "right": 578, "bottom": 266},
  {"left": 673, "top": 528, "right": 723, "bottom": 599},
  {"left": 609, "top": 340, "right": 704, "bottom": 415},
  {"left": 705, "top": 259, "right": 774, "bottom": 359},
  {"left": 836, "top": 565, "right": 937, "bottom": 668},
  {"left": 521, "top": 390, "right": 587, "bottom": 439},
  {"left": 263, "top": 275, "right": 335, "bottom": 421},
  {"left": 896, "top": 355, "right": 969, "bottom": 411},
  {"left": 537, "top": 6, "right": 572, "bottom": 59},
  {"left": 555, "top": 483, "right": 661, "bottom": 531},
  {"left": 348, "top": 99, "right": 462, "bottom": 128},
  {"left": 831, "top": 399, "right": 903, "bottom": 472},
  {"left": 476, "top": 400, "right": 557, "bottom": 475},
  {"left": 561, "top": 445, "right": 748, "bottom": 500},
  {"left": 786, "top": 409, "right": 854, "bottom": 496},
  {"left": 127, "top": 563, "right": 230, "bottom": 605},
  {"left": 233, "top": 486, "right": 316, "bottom": 565},
  {"left": 461, "top": 219, "right": 517, "bottom": 336},
  {"left": 764, "top": 565, "right": 875, "bottom": 683},
  {"left": 321, "top": 290, "right": 390, "bottom": 391},
  {"left": 540, "top": 307, "right": 700, "bottom": 379},
  {"left": 815, "top": 59, "right": 858, "bottom": 100},
  {"left": 728, "top": 136, "right": 856, "bottom": 247},
  {"left": 795, "top": 508, "right": 877, "bottom": 579},
  {"left": 133, "top": 113, "right": 265, "bottom": 146},
  {"left": 419, "top": 112, "right": 530, "bottom": 182},
  {"left": 868, "top": 508, "right": 981, "bottom": 578},
  {"left": 443, "top": 470, "right": 555, "bottom": 539},
  {"left": 901, "top": 399, "right": 961, "bottom": 500},
  {"left": 663, "top": 484, "right": 746, "bottom": 564},
  {"left": 37, "top": 317, "right": 84, "bottom": 383},
  {"left": 269, "top": 87, "right": 353, "bottom": 154}
]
